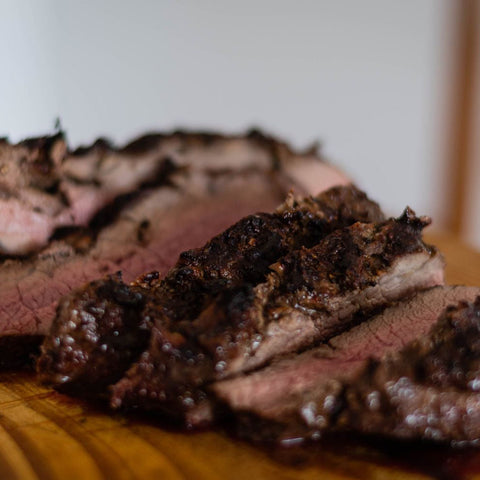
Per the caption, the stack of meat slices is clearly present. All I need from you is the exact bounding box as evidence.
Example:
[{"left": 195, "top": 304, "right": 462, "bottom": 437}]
[
  {"left": 38, "top": 184, "right": 388, "bottom": 420},
  {"left": 0, "top": 129, "right": 347, "bottom": 366},
  {"left": 218, "top": 286, "right": 480, "bottom": 444},
  {"left": 38, "top": 175, "right": 480, "bottom": 446},
  {"left": 10, "top": 128, "right": 480, "bottom": 446}
]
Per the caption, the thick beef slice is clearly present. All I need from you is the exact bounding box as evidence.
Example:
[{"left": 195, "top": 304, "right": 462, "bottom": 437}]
[
  {"left": 339, "top": 295, "right": 480, "bottom": 443},
  {"left": 116, "top": 129, "right": 348, "bottom": 195},
  {"left": 38, "top": 185, "right": 383, "bottom": 395},
  {"left": 36, "top": 273, "right": 154, "bottom": 394},
  {"left": 0, "top": 129, "right": 347, "bottom": 255},
  {"left": 143, "top": 184, "right": 385, "bottom": 324},
  {"left": 109, "top": 208, "right": 444, "bottom": 426},
  {"left": 213, "top": 286, "right": 480, "bottom": 442}
]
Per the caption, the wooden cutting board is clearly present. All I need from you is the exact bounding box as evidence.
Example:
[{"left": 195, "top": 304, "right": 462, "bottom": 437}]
[{"left": 1, "top": 232, "right": 480, "bottom": 480}]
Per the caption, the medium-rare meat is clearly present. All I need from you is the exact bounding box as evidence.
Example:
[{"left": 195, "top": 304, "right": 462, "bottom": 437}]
[
  {"left": 0, "top": 132, "right": 174, "bottom": 256},
  {"left": 0, "top": 129, "right": 348, "bottom": 256},
  {"left": 213, "top": 286, "right": 480, "bottom": 443},
  {"left": 0, "top": 133, "right": 67, "bottom": 255},
  {"left": 2, "top": 129, "right": 349, "bottom": 366},
  {"left": 339, "top": 295, "right": 480, "bottom": 443},
  {"left": 106, "top": 208, "right": 444, "bottom": 427},
  {"left": 1, "top": 170, "right": 285, "bottom": 366},
  {"left": 38, "top": 185, "right": 384, "bottom": 396}
]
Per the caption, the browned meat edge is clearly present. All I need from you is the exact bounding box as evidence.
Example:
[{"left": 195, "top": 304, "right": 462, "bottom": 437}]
[
  {"left": 2, "top": 127, "right": 350, "bottom": 367},
  {"left": 0, "top": 126, "right": 345, "bottom": 256},
  {"left": 8, "top": 171, "right": 289, "bottom": 366},
  {"left": 339, "top": 295, "right": 480, "bottom": 444},
  {"left": 215, "top": 286, "right": 480, "bottom": 444},
  {"left": 109, "top": 208, "right": 443, "bottom": 427},
  {"left": 38, "top": 185, "right": 383, "bottom": 398}
]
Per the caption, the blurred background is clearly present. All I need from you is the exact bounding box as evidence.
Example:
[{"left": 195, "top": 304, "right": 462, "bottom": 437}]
[{"left": 0, "top": 1, "right": 479, "bottom": 245}]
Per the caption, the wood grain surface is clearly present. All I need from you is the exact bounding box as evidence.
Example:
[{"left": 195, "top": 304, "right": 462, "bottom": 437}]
[{"left": 0, "top": 231, "right": 479, "bottom": 480}]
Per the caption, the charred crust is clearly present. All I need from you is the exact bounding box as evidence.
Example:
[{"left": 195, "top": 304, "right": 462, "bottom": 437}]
[
  {"left": 103, "top": 186, "right": 387, "bottom": 416},
  {"left": 97, "top": 277, "right": 144, "bottom": 307},
  {"left": 0, "top": 127, "right": 335, "bottom": 257},
  {"left": 3, "top": 127, "right": 318, "bottom": 168},
  {"left": 276, "top": 210, "right": 430, "bottom": 298},
  {"left": 337, "top": 296, "right": 480, "bottom": 442},
  {"left": 38, "top": 185, "right": 389, "bottom": 423},
  {"left": 48, "top": 227, "right": 95, "bottom": 253},
  {"left": 19, "top": 131, "right": 65, "bottom": 151},
  {"left": 398, "top": 207, "right": 431, "bottom": 229},
  {"left": 71, "top": 128, "right": 300, "bottom": 165},
  {"left": 139, "top": 156, "right": 178, "bottom": 188},
  {"left": 133, "top": 271, "right": 161, "bottom": 289},
  {"left": 72, "top": 137, "right": 112, "bottom": 156},
  {"left": 38, "top": 273, "right": 151, "bottom": 394},
  {"left": 14, "top": 133, "right": 66, "bottom": 191},
  {"left": 121, "top": 133, "right": 166, "bottom": 155}
]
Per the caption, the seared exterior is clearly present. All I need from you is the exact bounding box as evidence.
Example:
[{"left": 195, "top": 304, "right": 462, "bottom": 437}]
[
  {"left": 37, "top": 273, "right": 154, "bottom": 394},
  {"left": 110, "top": 208, "right": 444, "bottom": 426},
  {"left": 340, "top": 295, "right": 480, "bottom": 443},
  {"left": 139, "top": 184, "right": 385, "bottom": 325},
  {"left": 38, "top": 185, "right": 383, "bottom": 400},
  {"left": 0, "top": 128, "right": 347, "bottom": 256},
  {"left": 11, "top": 128, "right": 480, "bottom": 448},
  {"left": 216, "top": 286, "right": 480, "bottom": 443},
  {"left": 3, "top": 128, "right": 349, "bottom": 365},
  {"left": 2, "top": 171, "right": 287, "bottom": 366}
]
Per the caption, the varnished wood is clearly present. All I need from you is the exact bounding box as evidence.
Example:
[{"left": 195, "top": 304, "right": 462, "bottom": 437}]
[
  {"left": 446, "top": 0, "right": 479, "bottom": 235},
  {"left": 427, "top": 231, "right": 480, "bottom": 286},
  {"left": 0, "top": 233, "right": 479, "bottom": 480}
]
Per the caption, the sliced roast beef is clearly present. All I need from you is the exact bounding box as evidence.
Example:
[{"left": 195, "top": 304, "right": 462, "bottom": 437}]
[
  {"left": 35, "top": 273, "right": 154, "bottom": 395},
  {"left": 213, "top": 286, "right": 480, "bottom": 443},
  {"left": 3, "top": 129, "right": 350, "bottom": 366},
  {"left": 339, "top": 295, "right": 480, "bottom": 443},
  {"left": 0, "top": 133, "right": 68, "bottom": 255},
  {"left": 3, "top": 170, "right": 287, "bottom": 366},
  {"left": 0, "top": 132, "right": 173, "bottom": 255},
  {"left": 38, "top": 185, "right": 384, "bottom": 395},
  {"left": 0, "top": 129, "right": 348, "bottom": 255},
  {"left": 106, "top": 208, "right": 444, "bottom": 427}
]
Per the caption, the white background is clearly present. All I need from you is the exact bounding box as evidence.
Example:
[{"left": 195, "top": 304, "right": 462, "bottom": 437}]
[{"left": 2, "top": 0, "right": 476, "bottom": 243}]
